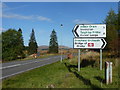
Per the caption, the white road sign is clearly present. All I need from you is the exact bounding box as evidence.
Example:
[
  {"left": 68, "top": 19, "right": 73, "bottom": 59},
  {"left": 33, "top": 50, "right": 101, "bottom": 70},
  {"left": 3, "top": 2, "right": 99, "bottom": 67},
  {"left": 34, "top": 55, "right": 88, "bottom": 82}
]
[
  {"left": 73, "top": 24, "right": 106, "bottom": 37},
  {"left": 74, "top": 38, "right": 107, "bottom": 49}
]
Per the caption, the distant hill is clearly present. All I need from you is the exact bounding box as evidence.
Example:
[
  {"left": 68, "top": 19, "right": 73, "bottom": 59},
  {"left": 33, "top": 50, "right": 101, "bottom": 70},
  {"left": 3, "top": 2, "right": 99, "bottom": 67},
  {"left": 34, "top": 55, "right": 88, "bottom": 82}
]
[
  {"left": 38, "top": 45, "right": 71, "bottom": 50},
  {"left": 38, "top": 45, "right": 48, "bottom": 50},
  {"left": 58, "top": 45, "right": 71, "bottom": 49}
]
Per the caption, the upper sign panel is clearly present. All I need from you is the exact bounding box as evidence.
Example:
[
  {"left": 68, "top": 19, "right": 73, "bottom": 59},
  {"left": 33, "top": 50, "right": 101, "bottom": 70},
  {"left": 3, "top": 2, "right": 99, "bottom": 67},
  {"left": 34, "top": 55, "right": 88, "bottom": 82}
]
[{"left": 73, "top": 24, "right": 106, "bottom": 37}]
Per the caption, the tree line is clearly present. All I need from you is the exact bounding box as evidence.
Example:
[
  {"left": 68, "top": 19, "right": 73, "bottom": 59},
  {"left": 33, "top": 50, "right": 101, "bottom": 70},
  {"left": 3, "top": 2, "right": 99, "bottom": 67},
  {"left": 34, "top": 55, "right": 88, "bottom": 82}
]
[{"left": 2, "top": 28, "right": 58, "bottom": 61}]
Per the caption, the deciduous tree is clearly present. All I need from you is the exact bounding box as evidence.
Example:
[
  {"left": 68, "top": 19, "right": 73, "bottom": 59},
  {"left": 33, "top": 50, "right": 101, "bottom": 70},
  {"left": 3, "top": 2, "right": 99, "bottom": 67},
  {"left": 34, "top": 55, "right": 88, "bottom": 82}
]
[{"left": 2, "top": 29, "right": 25, "bottom": 61}]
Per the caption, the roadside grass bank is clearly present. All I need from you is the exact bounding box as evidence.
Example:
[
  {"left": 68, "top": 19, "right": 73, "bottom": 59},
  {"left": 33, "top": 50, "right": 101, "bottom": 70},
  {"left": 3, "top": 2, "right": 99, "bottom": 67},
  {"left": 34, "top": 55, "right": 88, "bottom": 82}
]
[{"left": 2, "top": 56, "right": 118, "bottom": 88}]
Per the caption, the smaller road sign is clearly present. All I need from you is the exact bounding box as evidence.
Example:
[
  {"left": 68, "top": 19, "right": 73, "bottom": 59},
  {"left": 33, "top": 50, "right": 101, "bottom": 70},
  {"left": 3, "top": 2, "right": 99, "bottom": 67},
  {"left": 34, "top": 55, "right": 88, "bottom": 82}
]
[
  {"left": 74, "top": 38, "right": 107, "bottom": 49},
  {"left": 73, "top": 24, "right": 106, "bottom": 37}
]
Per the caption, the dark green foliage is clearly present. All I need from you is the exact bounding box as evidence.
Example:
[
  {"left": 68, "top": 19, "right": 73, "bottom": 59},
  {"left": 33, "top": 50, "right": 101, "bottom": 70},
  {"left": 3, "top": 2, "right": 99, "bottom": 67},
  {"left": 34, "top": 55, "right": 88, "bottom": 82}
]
[
  {"left": 103, "top": 9, "right": 118, "bottom": 55},
  {"left": 49, "top": 29, "right": 58, "bottom": 53},
  {"left": 118, "top": 2, "right": 120, "bottom": 30},
  {"left": 104, "top": 9, "right": 118, "bottom": 25},
  {"left": 2, "top": 29, "right": 25, "bottom": 61},
  {"left": 118, "top": 3, "right": 120, "bottom": 57},
  {"left": 28, "top": 29, "right": 38, "bottom": 55}
]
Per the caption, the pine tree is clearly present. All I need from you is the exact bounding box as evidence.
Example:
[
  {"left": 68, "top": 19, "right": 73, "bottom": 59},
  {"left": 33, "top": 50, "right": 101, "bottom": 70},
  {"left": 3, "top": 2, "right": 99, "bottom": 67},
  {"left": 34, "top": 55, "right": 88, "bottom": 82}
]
[
  {"left": 49, "top": 29, "right": 58, "bottom": 53},
  {"left": 18, "top": 28, "right": 22, "bottom": 33},
  {"left": 28, "top": 29, "right": 38, "bottom": 55},
  {"left": 18, "top": 28, "right": 25, "bottom": 58}
]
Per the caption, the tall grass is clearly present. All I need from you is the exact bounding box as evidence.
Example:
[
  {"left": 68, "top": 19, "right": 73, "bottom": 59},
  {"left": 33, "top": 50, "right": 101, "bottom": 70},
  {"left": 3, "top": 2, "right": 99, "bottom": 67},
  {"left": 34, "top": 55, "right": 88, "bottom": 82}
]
[{"left": 69, "top": 51, "right": 118, "bottom": 69}]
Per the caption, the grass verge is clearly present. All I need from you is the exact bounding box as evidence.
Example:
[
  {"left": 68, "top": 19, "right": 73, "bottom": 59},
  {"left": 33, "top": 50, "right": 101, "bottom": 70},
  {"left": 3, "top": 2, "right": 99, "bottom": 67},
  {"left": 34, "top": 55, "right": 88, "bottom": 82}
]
[{"left": 2, "top": 58, "right": 118, "bottom": 88}]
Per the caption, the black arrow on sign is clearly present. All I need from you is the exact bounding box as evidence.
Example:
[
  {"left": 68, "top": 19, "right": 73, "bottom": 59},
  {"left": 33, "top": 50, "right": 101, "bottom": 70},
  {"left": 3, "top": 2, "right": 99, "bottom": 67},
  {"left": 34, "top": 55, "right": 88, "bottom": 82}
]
[
  {"left": 101, "top": 39, "right": 106, "bottom": 49},
  {"left": 74, "top": 25, "right": 79, "bottom": 37}
]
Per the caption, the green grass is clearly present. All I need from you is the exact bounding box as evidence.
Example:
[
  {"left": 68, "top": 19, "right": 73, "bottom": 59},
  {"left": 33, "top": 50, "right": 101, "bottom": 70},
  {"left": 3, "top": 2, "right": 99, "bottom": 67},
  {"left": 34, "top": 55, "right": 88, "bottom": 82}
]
[{"left": 2, "top": 58, "right": 118, "bottom": 88}]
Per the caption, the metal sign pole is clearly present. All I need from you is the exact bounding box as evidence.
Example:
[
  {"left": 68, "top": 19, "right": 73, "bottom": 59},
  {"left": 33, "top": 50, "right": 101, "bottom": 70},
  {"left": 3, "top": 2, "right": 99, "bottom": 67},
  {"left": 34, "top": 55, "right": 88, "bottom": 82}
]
[
  {"left": 100, "top": 49, "right": 102, "bottom": 70},
  {"left": 78, "top": 49, "right": 80, "bottom": 72},
  {"left": 60, "top": 24, "right": 63, "bottom": 62}
]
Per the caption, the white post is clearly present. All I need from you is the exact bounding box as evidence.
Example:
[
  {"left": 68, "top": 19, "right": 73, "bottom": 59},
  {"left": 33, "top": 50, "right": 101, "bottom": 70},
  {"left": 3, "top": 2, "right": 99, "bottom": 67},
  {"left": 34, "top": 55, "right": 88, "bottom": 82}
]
[
  {"left": 105, "top": 61, "right": 109, "bottom": 85},
  {"left": 100, "top": 49, "right": 102, "bottom": 70},
  {"left": 109, "top": 62, "right": 112, "bottom": 83},
  {"left": 78, "top": 49, "right": 80, "bottom": 72}
]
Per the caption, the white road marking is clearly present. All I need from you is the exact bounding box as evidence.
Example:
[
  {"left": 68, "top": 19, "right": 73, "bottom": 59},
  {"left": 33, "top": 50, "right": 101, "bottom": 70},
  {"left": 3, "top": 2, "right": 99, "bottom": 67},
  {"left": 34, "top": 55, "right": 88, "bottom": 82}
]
[
  {"left": 0, "top": 64, "right": 21, "bottom": 69},
  {"left": 1, "top": 57, "right": 54, "bottom": 70}
]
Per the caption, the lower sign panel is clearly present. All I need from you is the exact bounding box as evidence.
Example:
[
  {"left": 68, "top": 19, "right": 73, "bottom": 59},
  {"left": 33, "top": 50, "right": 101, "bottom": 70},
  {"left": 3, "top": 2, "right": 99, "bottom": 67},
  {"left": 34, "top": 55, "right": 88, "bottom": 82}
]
[{"left": 74, "top": 38, "right": 106, "bottom": 49}]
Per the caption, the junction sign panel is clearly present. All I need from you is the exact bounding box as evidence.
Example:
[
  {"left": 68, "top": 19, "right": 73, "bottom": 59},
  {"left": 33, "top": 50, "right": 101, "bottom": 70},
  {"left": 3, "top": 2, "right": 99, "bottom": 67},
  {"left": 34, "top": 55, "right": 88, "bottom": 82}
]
[
  {"left": 72, "top": 24, "right": 107, "bottom": 71},
  {"left": 73, "top": 24, "right": 107, "bottom": 49},
  {"left": 74, "top": 38, "right": 107, "bottom": 49},
  {"left": 73, "top": 24, "right": 106, "bottom": 37}
]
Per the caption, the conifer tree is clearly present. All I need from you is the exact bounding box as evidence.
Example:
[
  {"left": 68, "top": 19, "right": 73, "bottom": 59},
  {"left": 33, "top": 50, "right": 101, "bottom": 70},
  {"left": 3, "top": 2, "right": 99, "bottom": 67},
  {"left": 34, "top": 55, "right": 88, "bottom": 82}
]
[
  {"left": 49, "top": 29, "right": 58, "bottom": 53},
  {"left": 28, "top": 29, "right": 38, "bottom": 54},
  {"left": 18, "top": 28, "right": 25, "bottom": 57}
]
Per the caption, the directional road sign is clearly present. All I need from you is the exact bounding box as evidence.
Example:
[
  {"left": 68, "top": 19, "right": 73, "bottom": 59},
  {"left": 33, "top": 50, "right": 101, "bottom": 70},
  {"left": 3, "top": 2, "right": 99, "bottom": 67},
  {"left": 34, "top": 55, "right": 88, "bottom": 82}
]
[
  {"left": 74, "top": 38, "right": 107, "bottom": 49},
  {"left": 73, "top": 24, "right": 106, "bottom": 37}
]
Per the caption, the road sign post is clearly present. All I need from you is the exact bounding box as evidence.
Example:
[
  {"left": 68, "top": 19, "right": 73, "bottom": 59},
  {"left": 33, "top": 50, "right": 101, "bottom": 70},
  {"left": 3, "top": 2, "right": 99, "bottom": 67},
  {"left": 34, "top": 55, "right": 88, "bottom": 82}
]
[
  {"left": 78, "top": 49, "right": 80, "bottom": 72},
  {"left": 100, "top": 49, "right": 102, "bottom": 70},
  {"left": 72, "top": 24, "right": 107, "bottom": 71}
]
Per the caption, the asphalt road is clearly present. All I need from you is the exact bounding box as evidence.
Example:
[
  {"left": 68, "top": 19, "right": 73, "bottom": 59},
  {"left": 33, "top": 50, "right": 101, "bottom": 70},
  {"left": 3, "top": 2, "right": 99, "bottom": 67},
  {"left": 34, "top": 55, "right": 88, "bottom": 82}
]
[{"left": 0, "top": 55, "right": 67, "bottom": 79}]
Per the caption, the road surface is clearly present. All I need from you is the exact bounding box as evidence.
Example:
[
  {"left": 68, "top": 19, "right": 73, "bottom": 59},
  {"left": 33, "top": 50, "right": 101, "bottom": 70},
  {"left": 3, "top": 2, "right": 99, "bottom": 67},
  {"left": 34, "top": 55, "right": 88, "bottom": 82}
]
[{"left": 0, "top": 55, "right": 66, "bottom": 79}]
